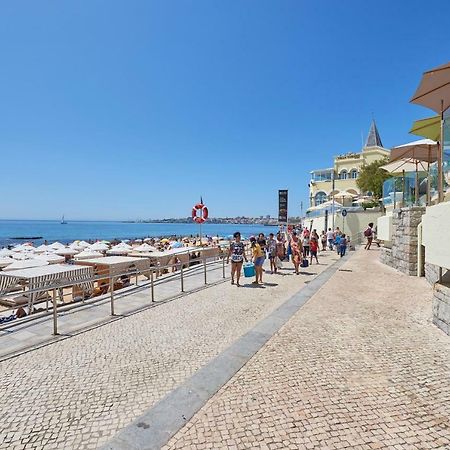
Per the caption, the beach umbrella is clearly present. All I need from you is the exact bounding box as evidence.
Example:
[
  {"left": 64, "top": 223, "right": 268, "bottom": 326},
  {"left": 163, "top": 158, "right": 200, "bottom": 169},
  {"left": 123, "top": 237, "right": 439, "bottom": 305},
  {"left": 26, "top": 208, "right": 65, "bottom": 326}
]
[
  {"left": 54, "top": 247, "right": 79, "bottom": 256},
  {"left": 34, "top": 244, "right": 52, "bottom": 253},
  {"left": 170, "top": 241, "right": 183, "bottom": 249},
  {"left": 410, "top": 115, "right": 441, "bottom": 141},
  {"left": 50, "top": 242, "right": 65, "bottom": 250},
  {"left": 410, "top": 61, "right": 450, "bottom": 202},
  {"left": 160, "top": 239, "right": 170, "bottom": 244},
  {"left": 3, "top": 259, "right": 49, "bottom": 271},
  {"left": 0, "top": 257, "right": 14, "bottom": 268},
  {"left": 134, "top": 239, "right": 143, "bottom": 243},
  {"left": 74, "top": 250, "right": 104, "bottom": 260},
  {"left": 36, "top": 253, "right": 65, "bottom": 264},
  {"left": 12, "top": 244, "right": 34, "bottom": 253},
  {"left": 106, "top": 247, "right": 129, "bottom": 255},
  {"left": 121, "top": 239, "right": 130, "bottom": 243},
  {"left": 69, "top": 242, "right": 84, "bottom": 251},
  {"left": 384, "top": 139, "right": 439, "bottom": 205},
  {"left": 78, "top": 240, "right": 91, "bottom": 248},
  {"left": 0, "top": 249, "right": 13, "bottom": 257},
  {"left": 89, "top": 242, "right": 109, "bottom": 251},
  {"left": 143, "top": 238, "right": 152, "bottom": 243},
  {"left": 11, "top": 252, "right": 31, "bottom": 260},
  {"left": 134, "top": 243, "right": 157, "bottom": 252}
]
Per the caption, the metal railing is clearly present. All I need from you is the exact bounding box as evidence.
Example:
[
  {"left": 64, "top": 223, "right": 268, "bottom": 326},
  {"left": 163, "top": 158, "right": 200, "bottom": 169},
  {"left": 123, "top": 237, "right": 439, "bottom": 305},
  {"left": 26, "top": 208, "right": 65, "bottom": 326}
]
[{"left": 0, "top": 252, "right": 232, "bottom": 336}]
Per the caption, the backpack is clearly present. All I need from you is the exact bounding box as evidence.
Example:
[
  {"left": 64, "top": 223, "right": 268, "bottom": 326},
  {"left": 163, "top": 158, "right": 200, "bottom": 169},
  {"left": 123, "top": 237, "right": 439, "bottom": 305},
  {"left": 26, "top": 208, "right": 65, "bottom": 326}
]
[{"left": 364, "top": 228, "right": 372, "bottom": 237}]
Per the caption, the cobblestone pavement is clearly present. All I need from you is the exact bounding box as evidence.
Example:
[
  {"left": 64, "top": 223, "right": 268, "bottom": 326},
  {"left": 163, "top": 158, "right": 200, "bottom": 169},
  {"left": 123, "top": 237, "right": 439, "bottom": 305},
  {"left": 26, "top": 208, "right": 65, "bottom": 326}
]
[
  {"left": 164, "top": 249, "right": 450, "bottom": 450},
  {"left": 0, "top": 251, "right": 339, "bottom": 449}
]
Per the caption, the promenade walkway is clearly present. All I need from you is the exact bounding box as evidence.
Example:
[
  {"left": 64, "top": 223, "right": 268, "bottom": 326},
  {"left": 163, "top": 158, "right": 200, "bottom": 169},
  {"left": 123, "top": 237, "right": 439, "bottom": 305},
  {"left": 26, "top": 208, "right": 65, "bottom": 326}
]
[
  {"left": 0, "top": 250, "right": 339, "bottom": 450},
  {"left": 160, "top": 249, "right": 450, "bottom": 450}
]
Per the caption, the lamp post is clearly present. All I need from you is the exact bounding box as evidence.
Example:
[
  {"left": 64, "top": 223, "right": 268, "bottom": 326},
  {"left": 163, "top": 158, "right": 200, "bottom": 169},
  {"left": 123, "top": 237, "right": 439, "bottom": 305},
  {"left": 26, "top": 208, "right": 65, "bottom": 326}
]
[{"left": 331, "top": 171, "right": 336, "bottom": 230}]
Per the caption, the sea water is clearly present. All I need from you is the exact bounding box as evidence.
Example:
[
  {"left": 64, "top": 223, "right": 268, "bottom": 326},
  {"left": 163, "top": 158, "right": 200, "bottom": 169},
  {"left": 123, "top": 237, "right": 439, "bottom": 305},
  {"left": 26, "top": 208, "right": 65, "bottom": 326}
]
[{"left": 0, "top": 220, "right": 280, "bottom": 246}]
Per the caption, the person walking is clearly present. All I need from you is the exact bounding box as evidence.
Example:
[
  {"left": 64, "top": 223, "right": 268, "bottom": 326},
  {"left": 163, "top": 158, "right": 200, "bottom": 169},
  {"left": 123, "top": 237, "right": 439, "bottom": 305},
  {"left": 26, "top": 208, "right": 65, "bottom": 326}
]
[
  {"left": 326, "top": 228, "right": 334, "bottom": 250},
  {"left": 302, "top": 231, "right": 310, "bottom": 258},
  {"left": 339, "top": 234, "right": 348, "bottom": 257},
  {"left": 334, "top": 233, "right": 342, "bottom": 255},
  {"left": 250, "top": 236, "right": 264, "bottom": 284},
  {"left": 290, "top": 232, "right": 302, "bottom": 275},
  {"left": 364, "top": 222, "right": 374, "bottom": 250},
  {"left": 320, "top": 230, "right": 327, "bottom": 251},
  {"left": 227, "top": 232, "right": 247, "bottom": 286},
  {"left": 310, "top": 236, "right": 319, "bottom": 265},
  {"left": 276, "top": 233, "right": 285, "bottom": 265},
  {"left": 267, "top": 233, "right": 277, "bottom": 274}
]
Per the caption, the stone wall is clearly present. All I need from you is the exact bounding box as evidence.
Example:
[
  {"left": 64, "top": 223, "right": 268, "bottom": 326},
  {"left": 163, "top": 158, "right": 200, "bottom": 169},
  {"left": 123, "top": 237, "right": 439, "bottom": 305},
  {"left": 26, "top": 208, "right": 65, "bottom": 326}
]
[
  {"left": 425, "top": 263, "right": 441, "bottom": 285},
  {"left": 381, "top": 206, "right": 425, "bottom": 276},
  {"left": 433, "top": 282, "right": 450, "bottom": 336}
]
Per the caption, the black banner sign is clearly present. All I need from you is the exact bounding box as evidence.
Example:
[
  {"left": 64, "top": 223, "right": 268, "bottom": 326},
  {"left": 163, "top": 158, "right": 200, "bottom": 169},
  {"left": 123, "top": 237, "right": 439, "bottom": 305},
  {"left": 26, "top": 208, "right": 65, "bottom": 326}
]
[{"left": 278, "top": 189, "right": 288, "bottom": 223}]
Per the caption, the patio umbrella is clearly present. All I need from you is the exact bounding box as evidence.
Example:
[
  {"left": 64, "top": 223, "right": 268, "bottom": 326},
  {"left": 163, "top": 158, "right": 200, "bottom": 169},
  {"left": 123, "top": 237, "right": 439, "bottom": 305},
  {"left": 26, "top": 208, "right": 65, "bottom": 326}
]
[
  {"left": 410, "top": 115, "right": 441, "bottom": 141},
  {"left": 410, "top": 61, "right": 450, "bottom": 201},
  {"left": 74, "top": 250, "right": 104, "bottom": 260},
  {"left": 386, "top": 139, "right": 439, "bottom": 205},
  {"left": 3, "top": 259, "right": 49, "bottom": 271},
  {"left": 50, "top": 242, "right": 65, "bottom": 250},
  {"left": 89, "top": 242, "right": 109, "bottom": 251},
  {"left": 36, "top": 253, "right": 65, "bottom": 264},
  {"left": 0, "top": 249, "right": 13, "bottom": 257},
  {"left": 170, "top": 241, "right": 183, "bottom": 249},
  {"left": 34, "top": 244, "right": 52, "bottom": 253},
  {"left": 106, "top": 247, "right": 129, "bottom": 255},
  {"left": 0, "top": 257, "right": 14, "bottom": 268},
  {"left": 54, "top": 247, "right": 79, "bottom": 256},
  {"left": 78, "top": 240, "right": 91, "bottom": 248},
  {"left": 134, "top": 243, "right": 157, "bottom": 252}
]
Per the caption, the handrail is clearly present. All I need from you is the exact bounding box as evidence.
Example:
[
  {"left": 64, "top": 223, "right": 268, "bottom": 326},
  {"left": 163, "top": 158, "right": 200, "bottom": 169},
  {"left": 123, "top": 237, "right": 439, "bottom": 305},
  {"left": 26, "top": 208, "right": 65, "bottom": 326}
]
[{"left": 0, "top": 252, "right": 230, "bottom": 334}]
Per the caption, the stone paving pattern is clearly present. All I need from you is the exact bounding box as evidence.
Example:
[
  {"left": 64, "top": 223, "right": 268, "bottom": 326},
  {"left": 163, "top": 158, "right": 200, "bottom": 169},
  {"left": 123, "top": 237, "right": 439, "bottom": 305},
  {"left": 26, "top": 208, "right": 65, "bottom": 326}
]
[
  {"left": 0, "top": 251, "right": 338, "bottom": 449},
  {"left": 164, "top": 249, "right": 450, "bottom": 450}
]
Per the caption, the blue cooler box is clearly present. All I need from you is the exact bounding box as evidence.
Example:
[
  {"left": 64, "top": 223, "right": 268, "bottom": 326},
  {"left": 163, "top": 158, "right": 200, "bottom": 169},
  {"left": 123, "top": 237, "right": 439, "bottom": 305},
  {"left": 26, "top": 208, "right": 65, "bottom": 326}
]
[{"left": 243, "top": 263, "right": 255, "bottom": 278}]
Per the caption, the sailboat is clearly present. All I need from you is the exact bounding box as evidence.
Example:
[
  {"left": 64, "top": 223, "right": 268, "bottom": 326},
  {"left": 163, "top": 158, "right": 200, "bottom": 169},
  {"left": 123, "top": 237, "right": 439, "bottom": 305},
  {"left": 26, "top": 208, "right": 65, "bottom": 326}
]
[{"left": 61, "top": 215, "right": 67, "bottom": 225}]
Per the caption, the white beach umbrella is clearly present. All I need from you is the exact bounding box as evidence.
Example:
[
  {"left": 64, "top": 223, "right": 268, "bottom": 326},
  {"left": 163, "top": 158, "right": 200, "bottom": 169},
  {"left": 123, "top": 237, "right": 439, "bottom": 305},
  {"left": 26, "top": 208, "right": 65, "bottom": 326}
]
[
  {"left": 0, "top": 257, "right": 14, "bottom": 268},
  {"left": 12, "top": 244, "right": 34, "bottom": 253},
  {"left": 134, "top": 243, "right": 157, "bottom": 252},
  {"left": 3, "top": 259, "right": 49, "bottom": 271},
  {"left": 34, "top": 244, "right": 52, "bottom": 253},
  {"left": 54, "top": 247, "right": 79, "bottom": 256},
  {"left": 106, "top": 247, "right": 129, "bottom": 255},
  {"left": 74, "top": 250, "right": 104, "bottom": 260},
  {"left": 121, "top": 239, "right": 130, "bottom": 243},
  {"left": 134, "top": 239, "right": 143, "bottom": 243},
  {"left": 50, "top": 242, "right": 65, "bottom": 250},
  {"left": 11, "top": 252, "right": 32, "bottom": 260},
  {"left": 116, "top": 243, "right": 132, "bottom": 250},
  {"left": 0, "top": 249, "right": 13, "bottom": 257},
  {"left": 36, "top": 253, "right": 65, "bottom": 264},
  {"left": 89, "top": 242, "right": 109, "bottom": 251},
  {"left": 78, "top": 240, "right": 91, "bottom": 248},
  {"left": 69, "top": 242, "right": 84, "bottom": 251}
]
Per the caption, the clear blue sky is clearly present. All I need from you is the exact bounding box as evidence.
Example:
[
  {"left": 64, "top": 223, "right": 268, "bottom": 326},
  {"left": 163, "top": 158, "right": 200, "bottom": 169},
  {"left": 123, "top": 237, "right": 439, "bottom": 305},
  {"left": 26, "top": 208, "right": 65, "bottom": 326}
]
[{"left": 0, "top": 0, "right": 449, "bottom": 220}]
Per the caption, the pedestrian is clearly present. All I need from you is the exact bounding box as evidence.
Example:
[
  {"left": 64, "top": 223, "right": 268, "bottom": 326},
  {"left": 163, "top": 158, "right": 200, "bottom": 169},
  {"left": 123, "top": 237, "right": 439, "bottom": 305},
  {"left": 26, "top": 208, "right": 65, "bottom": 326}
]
[
  {"left": 364, "top": 222, "right": 374, "bottom": 250},
  {"left": 302, "top": 231, "right": 310, "bottom": 258},
  {"left": 310, "top": 236, "right": 319, "bottom": 264},
  {"left": 250, "top": 236, "right": 265, "bottom": 284},
  {"left": 257, "top": 233, "right": 267, "bottom": 256},
  {"left": 320, "top": 230, "right": 327, "bottom": 251},
  {"left": 339, "top": 233, "right": 347, "bottom": 257},
  {"left": 290, "top": 232, "right": 302, "bottom": 275},
  {"left": 276, "top": 233, "right": 285, "bottom": 263},
  {"left": 267, "top": 233, "right": 278, "bottom": 274},
  {"left": 326, "top": 228, "right": 334, "bottom": 250},
  {"left": 227, "top": 231, "right": 248, "bottom": 287},
  {"left": 334, "top": 233, "right": 342, "bottom": 254}
]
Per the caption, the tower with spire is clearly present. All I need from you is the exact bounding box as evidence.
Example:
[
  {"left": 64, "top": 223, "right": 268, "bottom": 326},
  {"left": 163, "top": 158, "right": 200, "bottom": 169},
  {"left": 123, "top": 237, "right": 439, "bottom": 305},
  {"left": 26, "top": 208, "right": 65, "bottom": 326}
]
[{"left": 365, "top": 119, "right": 383, "bottom": 148}]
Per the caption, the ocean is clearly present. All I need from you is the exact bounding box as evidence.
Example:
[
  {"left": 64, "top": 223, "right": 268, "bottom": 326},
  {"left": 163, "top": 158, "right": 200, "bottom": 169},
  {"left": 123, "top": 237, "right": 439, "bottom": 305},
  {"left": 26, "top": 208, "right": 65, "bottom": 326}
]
[{"left": 0, "top": 220, "right": 280, "bottom": 247}]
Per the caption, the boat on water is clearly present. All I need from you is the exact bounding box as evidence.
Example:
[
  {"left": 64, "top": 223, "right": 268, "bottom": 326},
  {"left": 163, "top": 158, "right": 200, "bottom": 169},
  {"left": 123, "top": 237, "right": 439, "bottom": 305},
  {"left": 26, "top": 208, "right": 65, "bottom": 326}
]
[{"left": 61, "top": 215, "right": 67, "bottom": 225}]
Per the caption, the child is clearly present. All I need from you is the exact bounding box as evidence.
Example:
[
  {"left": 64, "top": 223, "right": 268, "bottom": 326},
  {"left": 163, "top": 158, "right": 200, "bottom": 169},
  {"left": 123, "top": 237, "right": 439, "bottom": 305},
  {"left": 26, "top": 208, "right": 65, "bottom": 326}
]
[
  {"left": 339, "top": 234, "right": 347, "bottom": 257},
  {"left": 310, "top": 237, "right": 319, "bottom": 265}
]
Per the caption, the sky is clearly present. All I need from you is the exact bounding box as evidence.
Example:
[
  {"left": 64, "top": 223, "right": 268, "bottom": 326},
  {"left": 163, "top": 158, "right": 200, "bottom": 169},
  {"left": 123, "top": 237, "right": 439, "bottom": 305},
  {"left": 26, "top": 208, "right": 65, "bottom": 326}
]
[{"left": 0, "top": 0, "right": 449, "bottom": 221}]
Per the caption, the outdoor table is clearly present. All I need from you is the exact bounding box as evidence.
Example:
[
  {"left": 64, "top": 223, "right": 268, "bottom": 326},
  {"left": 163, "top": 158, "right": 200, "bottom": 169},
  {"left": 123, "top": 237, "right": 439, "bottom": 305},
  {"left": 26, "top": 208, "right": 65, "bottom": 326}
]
[{"left": 0, "top": 264, "right": 94, "bottom": 312}]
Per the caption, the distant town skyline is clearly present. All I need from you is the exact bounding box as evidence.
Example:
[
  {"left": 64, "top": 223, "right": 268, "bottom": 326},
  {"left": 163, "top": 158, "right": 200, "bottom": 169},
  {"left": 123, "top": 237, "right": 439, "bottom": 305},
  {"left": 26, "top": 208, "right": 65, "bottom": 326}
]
[{"left": 0, "top": 1, "right": 449, "bottom": 220}]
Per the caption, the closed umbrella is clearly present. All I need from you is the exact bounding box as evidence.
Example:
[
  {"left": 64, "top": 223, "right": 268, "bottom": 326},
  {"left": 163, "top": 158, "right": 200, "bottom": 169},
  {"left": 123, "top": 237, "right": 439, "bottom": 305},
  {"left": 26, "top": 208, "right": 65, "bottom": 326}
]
[{"left": 410, "top": 61, "right": 450, "bottom": 202}]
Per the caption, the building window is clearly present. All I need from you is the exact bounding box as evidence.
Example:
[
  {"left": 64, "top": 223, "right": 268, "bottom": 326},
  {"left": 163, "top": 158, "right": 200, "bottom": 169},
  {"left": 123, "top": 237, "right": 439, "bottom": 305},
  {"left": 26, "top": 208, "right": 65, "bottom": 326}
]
[
  {"left": 339, "top": 170, "right": 348, "bottom": 180},
  {"left": 315, "top": 192, "right": 327, "bottom": 206},
  {"left": 350, "top": 169, "right": 358, "bottom": 179}
]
